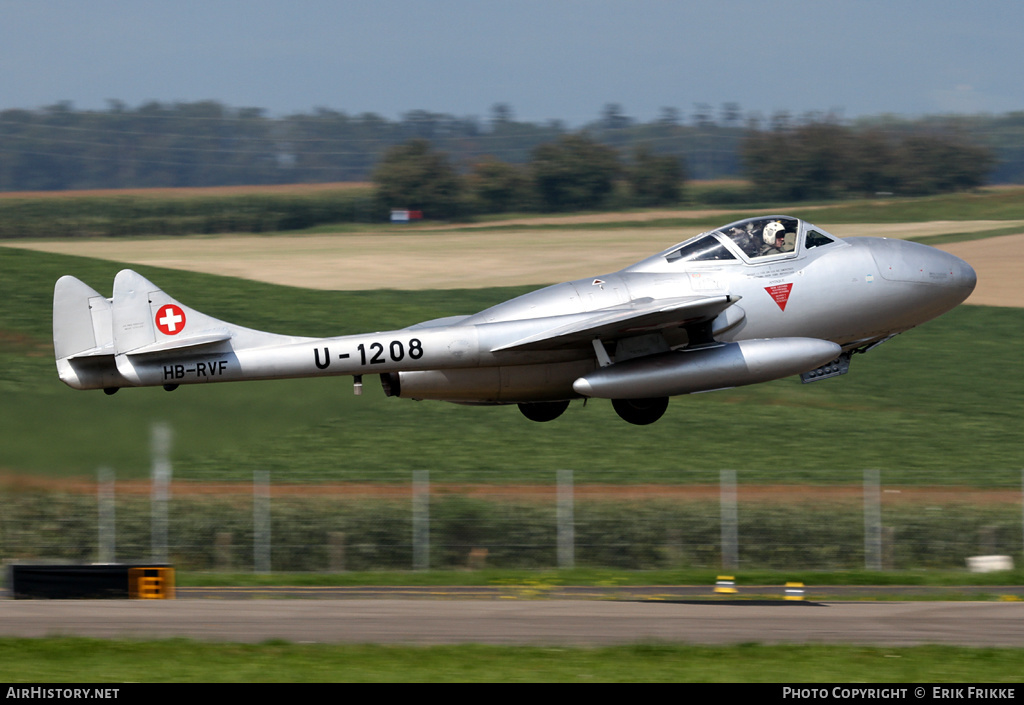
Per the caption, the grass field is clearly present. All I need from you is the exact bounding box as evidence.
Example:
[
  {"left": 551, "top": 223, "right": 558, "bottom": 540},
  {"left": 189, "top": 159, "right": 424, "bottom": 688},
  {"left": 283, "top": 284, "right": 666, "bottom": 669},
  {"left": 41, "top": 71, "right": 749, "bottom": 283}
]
[
  {"left": 0, "top": 185, "right": 1019, "bottom": 483},
  {"left": 8, "top": 220, "right": 1022, "bottom": 293},
  {"left": 0, "top": 639, "right": 1022, "bottom": 682},
  {"left": 174, "top": 567, "right": 1024, "bottom": 588},
  {"left": 1, "top": 243, "right": 1022, "bottom": 484},
  {"left": 2, "top": 191, "right": 1024, "bottom": 682}
]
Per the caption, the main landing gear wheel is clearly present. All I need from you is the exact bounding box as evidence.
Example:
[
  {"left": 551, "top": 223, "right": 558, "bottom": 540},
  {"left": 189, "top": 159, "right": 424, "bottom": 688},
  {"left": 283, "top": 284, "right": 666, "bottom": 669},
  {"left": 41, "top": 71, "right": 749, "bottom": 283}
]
[
  {"left": 611, "top": 397, "right": 669, "bottom": 425},
  {"left": 518, "top": 400, "right": 570, "bottom": 422}
]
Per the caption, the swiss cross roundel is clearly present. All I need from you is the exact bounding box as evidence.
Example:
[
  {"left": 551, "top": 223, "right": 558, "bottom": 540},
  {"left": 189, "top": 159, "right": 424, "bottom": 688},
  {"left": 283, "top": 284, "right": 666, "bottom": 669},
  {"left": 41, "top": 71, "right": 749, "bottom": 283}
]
[{"left": 155, "top": 304, "right": 186, "bottom": 336}]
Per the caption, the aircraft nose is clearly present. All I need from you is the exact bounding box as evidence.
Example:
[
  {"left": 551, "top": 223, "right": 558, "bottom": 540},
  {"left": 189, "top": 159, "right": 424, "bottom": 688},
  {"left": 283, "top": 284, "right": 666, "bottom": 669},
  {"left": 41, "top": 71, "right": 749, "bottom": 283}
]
[
  {"left": 872, "top": 239, "right": 975, "bottom": 295},
  {"left": 955, "top": 255, "right": 978, "bottom": 300},
  {"left": 933, "top": 247, "right": 977, "bottom": 306}
]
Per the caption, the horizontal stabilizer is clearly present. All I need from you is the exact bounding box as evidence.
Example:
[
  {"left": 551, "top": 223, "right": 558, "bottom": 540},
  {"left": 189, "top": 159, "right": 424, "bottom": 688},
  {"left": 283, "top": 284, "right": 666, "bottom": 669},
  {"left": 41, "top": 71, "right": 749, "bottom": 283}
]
[{"left": 124, "top": 331, "right": 234, "bottom": 356}]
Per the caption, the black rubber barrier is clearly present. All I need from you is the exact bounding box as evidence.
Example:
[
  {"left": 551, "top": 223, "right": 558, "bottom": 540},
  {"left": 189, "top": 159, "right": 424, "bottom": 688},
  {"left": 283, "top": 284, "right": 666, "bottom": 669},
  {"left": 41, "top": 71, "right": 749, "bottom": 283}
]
[{"left": 7, "top": 563, "right": 173, "bottom": 599}]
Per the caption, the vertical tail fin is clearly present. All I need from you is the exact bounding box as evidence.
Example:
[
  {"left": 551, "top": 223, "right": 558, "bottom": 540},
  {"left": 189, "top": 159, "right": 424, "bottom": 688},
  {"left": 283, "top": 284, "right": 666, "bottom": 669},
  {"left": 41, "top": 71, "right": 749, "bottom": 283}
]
[
  {"left": 53, "top": 275, "right": 114, "bottom": 359},
  {"left": 53, "top": 275, "right": 126, "bottom": 391},
  {"left": 109, "top": 269, "right": 299, "bottom": 355},
  {"left": 55, "top": 269, "right": 315, "bottom": 391}
]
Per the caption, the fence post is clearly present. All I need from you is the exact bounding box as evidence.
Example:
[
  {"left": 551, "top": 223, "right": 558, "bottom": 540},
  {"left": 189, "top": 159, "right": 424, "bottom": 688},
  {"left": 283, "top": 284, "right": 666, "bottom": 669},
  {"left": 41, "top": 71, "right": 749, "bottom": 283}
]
[
  {"left": 720, "top": 469, "right": 738, "bottom": 571},
  {"left": 557, "top": 469, "right": 575, "bottom": 569},
  {"left": 150, "top": 422, "right": 172, "bottom": 564},
  {"left": 254, "top": 470, "right": 270, "bottom": 573},
  {"left": 328, "top": 532, "right": 346, "bottom": 572},
  {"left": 413, "top": 470, "right": 429, "bottom": 570},
  {"left": 97, "top": 467, "right": 115, "bottom": 563},
  {"left": 864, "top": 469, "right": 882, "bottom": 571},
  {"left": 215, "top": 532, "right": 233, "bottom": 571}
]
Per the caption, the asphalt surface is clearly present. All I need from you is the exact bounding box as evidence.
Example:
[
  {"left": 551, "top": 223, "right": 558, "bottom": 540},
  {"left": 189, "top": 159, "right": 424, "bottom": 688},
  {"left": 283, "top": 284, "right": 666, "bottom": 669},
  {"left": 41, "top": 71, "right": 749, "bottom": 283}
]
[{"left": 3, "top": 589, "right": 1024, "bottom": 646}]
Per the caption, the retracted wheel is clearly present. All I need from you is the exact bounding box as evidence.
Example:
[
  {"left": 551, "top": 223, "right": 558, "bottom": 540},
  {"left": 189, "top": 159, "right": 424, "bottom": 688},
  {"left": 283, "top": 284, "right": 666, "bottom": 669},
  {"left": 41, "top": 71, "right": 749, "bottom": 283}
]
[
  {"left": 611, "top": 397, "right": 669, "bottom": 425},
  {"left": 518, "top": 400, "right": 570, "bottom": 422}
]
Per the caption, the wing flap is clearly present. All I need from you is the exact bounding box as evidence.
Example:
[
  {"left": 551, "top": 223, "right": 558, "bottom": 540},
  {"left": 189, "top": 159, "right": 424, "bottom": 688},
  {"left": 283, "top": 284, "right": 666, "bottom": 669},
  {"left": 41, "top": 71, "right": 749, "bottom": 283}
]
[{"left": 491, "top": 294, "right": 739, "bottom": 352}]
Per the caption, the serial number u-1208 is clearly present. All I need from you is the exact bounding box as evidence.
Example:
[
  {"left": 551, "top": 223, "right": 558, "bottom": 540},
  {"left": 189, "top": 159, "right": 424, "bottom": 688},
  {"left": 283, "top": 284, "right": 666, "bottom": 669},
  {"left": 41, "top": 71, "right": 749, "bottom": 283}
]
[{"left": 357, "top": 338, "right": 423, "bottom": 365}]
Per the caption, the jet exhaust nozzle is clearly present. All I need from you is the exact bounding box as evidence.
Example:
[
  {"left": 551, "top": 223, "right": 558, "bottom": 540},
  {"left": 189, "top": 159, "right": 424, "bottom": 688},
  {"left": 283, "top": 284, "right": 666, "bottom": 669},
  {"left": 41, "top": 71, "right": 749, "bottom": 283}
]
[{"left": 573, "top": 337, "right": 842, "bottom": 399}]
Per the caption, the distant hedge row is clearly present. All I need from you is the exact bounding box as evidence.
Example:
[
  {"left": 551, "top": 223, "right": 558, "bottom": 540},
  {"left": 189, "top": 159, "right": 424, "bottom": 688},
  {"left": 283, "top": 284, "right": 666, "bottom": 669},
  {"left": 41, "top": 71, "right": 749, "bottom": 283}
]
[
  {"left": 0, "top": 189, "right": 378, "bottom": 239},
  {"left": 2, "top": 492, "right": 1019, "bottom": 572}
]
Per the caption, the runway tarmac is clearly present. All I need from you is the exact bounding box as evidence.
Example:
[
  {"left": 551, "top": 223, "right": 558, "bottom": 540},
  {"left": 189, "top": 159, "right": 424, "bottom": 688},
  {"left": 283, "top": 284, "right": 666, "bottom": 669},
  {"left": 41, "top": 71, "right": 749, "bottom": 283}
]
[{"left": 2, "top": 599, "right": 1023, "bottom": 646}]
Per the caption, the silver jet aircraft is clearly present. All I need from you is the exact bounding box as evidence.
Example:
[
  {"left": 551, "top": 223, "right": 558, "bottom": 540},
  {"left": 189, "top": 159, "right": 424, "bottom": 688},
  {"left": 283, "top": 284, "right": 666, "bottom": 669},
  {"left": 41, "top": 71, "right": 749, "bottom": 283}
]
[{"left": 53, "top": 215, "right": 976, "bottom": 424}]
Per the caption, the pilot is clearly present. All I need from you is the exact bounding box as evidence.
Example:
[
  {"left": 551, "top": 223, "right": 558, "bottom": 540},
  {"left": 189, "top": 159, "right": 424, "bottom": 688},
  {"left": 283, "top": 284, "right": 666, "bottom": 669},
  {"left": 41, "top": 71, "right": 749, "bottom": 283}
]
[{"left": 759, "top": 220, "right": 793, "bottom": 256}]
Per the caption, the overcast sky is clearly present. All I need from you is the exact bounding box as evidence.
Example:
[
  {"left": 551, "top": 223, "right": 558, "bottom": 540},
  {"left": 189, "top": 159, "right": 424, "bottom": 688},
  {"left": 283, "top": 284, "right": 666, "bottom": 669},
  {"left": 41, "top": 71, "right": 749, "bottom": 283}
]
[{"left": 2, "top": 1, "right": 1021, "bottom": 125}]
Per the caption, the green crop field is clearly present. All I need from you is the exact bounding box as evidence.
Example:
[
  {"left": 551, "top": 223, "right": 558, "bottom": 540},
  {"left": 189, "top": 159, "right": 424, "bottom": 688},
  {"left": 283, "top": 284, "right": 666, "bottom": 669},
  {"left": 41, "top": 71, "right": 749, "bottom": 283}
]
[{"left": 1, "top": 243, "right": 1022, "bottom": 485}]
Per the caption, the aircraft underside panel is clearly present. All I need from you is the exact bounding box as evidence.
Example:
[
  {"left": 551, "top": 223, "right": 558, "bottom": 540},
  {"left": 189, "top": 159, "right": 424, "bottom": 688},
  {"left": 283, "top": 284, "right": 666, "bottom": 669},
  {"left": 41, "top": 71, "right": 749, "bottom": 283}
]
[
  {"left": 388, "top": 358, "right": 597, "bottom": 403},
  {"left": 573, "top": 338, "right": 842, "bottom": 399}
]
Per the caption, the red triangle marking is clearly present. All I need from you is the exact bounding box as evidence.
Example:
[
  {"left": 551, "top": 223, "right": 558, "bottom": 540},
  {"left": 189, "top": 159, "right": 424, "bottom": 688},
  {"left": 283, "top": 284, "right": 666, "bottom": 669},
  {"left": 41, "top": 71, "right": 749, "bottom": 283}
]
[{"left": 764, "top": 283, "right": 794, "bottom": 311}]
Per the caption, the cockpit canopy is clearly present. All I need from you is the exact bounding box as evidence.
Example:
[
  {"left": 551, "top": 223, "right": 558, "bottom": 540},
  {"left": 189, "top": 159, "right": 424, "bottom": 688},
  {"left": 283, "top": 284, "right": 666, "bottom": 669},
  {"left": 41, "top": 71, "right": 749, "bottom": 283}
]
[{"left": 663, "top": 216, "right": 837, "bottom": 265}]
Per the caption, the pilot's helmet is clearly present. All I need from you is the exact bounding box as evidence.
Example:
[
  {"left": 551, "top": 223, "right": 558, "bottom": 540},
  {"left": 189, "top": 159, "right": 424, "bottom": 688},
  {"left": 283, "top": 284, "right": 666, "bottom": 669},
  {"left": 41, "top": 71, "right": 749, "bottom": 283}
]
[{"left": 762, "top": 220, "right": 785, "bottom": 246}]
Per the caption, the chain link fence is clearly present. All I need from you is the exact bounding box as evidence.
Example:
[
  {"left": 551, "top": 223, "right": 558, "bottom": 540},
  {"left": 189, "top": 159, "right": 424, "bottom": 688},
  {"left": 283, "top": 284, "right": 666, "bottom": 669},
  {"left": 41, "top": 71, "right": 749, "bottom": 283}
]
[{"left": 2, "top": 467, "right": 1022, "bottom": 573}]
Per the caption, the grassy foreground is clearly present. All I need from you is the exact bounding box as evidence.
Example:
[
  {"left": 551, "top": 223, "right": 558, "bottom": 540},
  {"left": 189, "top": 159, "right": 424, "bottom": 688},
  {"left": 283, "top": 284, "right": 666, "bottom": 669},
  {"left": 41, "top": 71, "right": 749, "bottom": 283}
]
[
  {"left": 0, "top": 638, "right": 1022, "bottom": 683},
  {"left": 174, "top": 568, "right": 1024, "bottom": 588}
]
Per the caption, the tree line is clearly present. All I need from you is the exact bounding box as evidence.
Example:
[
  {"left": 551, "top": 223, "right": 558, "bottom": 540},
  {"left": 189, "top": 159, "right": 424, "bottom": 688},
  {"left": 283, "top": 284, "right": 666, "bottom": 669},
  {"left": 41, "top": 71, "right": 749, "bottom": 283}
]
[
  {"left": 374, "top": 120, "right": 992, "bottom": 218},
  {"left": 0, "top": 100, "right": 715, "bottom": 191},
  {"left": 742, "top": 119, "right": 994, "bottom": 201},
  {"left": 373, "top": 136, "right": 684, "bottom": 219},
  {"left": 0, "top": 100, "right": 1003, "bottom": 212}
]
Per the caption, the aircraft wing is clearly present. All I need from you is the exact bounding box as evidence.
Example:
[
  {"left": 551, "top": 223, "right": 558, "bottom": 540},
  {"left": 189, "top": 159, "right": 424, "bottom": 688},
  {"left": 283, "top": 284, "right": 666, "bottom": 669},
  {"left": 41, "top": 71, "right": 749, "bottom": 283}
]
[{"left": 491, "top": 294, "right": 739, "bottom": 352}]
